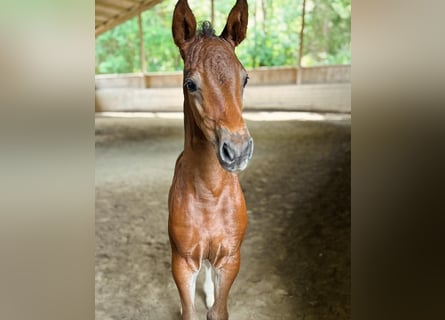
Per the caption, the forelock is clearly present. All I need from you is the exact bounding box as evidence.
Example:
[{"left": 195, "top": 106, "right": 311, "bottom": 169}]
[{"left": 197, "top": 20, "right": 216, "bottom": 38}]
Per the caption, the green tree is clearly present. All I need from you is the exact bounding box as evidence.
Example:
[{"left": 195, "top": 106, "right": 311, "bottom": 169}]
[
  {"left": 142, "top": 1, "right": 183, "bottom": 71},
  {"left": 95, "top": 0, "right": 350, "bottom": 74},
  {"left": 95, "top": 17, "right": 140, "bottom": 73},
  {"left": 302, "top": 0, "right": 351, "bottom": 66}
]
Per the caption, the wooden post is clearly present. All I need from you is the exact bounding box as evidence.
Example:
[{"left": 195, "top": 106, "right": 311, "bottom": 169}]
[
  {"left": 138, "top": 12, "right": 147, "bottom": 73},
  {"left": 297, "top": 0, "right": 306, "bottom": 84},
  {"left": 211, "top": 0, "right": 215, "bottom": 26}
]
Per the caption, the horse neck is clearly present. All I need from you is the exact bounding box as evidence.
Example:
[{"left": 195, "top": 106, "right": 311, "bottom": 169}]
[
  {"left": 183, "top": 100, "right": 206, "bottom": 150},
  {"left": 182, "top": 99, "right": 231, "bottom": 188}
]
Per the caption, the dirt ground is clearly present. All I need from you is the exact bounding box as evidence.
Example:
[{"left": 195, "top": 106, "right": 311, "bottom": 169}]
[{"left": 95, "top": 112, "right": 350, "bottom": 320}]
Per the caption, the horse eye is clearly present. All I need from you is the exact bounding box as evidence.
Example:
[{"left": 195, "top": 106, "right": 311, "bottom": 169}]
[
  {"left": 184, "top": 79, "right": 197, "bottom": 92},
  {"left": 243, "top": 76, "right": 249, "bottom": 88}
]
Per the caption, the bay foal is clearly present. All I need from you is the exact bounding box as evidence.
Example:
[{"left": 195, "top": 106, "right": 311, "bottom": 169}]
[{"left": 168, "top": 1, "right": 252, "bottom": 319}]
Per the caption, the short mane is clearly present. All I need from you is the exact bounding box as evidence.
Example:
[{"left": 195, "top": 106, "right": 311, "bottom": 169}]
[{"left": 198, "top": 20, "right": 216, "bottom": 38}]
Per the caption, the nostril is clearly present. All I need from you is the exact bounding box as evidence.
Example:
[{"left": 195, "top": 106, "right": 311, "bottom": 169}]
[
  {"left": 221, "top": 142, "right": 235, "bottom": 162},
  {"left": 246, "top": 137, "right": 254, "bottom": 159}
]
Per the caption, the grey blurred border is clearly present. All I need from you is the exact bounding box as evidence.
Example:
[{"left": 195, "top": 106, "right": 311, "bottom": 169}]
[
  {"left": 0, "top": 1, "right": 95, "bottom": 320},
  {"left": 353, "top": 0, "right": 445, "bottom": 319},
  {"left": 1, "top": 0, "right": 445, "bottom": 319}
]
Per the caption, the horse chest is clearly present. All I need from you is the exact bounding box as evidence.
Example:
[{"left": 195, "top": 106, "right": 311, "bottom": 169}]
[
  {"left": 169, "top": 182, "right": 247, "bottom": 267},
  {"left": 171, "top": 228, "right": 244, "bottom": 271}
]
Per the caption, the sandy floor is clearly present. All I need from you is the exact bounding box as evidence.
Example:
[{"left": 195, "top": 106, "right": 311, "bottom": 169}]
[{"left": 95, "top": 113, "right": 350, "bottom": 320}]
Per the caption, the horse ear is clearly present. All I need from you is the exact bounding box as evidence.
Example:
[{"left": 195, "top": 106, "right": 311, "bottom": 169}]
[
  {"left": 172, "top": 0, "right": 197, "bottom": 58},
  {"left": 220, "top": 0, "right": 248, "bottom": 47}
]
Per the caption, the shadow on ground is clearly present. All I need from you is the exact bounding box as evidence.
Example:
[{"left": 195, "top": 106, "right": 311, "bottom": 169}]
[{"left": 95, "top": 115, "right": 350, "bottom": 320}]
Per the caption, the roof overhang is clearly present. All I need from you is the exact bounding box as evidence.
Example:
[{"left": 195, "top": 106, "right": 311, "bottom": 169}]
[{"left": 95, "top": 0, "right": 164, "bottom": 37}]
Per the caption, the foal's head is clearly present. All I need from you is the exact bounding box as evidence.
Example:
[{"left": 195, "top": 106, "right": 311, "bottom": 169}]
[{"left": 172, "top": 0, "right": 253, "bottom": 172}]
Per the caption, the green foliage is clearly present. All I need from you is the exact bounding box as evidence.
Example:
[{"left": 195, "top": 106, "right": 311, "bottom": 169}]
[
  {"left": 95, "top": 17, "right": 141, "bottom": 73},
  {"left": 142, "top": 1, "right": 183, "bottom": 71},
  {"left": 302, "top": 0, "right": 351, "bottom": 66},
  {"left": 95, "top": 0, "right": 350, "bottom": 74},
  {"left": 237, "top": 0, "right": 302, "bottom": 68}
]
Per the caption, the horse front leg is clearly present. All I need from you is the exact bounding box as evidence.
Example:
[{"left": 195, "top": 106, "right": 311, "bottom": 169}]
[
  {"left": 171, "top": 251, "right": 200, "bottom": 320},
  {"left": 207, "top": 252, "right": 241, "bottom": 320}
]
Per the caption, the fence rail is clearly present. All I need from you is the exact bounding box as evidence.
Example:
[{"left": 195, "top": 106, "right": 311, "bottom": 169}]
[{"left": 95, "top": 65, "right": 351, "bottom": 89}]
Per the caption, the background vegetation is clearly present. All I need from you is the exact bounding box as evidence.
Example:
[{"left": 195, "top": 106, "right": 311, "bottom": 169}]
[{"left": 95, "top": 0, "right": 350, "bottom": 74}]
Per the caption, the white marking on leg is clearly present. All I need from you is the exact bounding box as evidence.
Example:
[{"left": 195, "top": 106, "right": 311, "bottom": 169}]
[
  {"left": 203, "top": 260, "right": 215, "bottom": 308},
  {"left": 190, "top": 270, "right": 199, "bottom": 306}
]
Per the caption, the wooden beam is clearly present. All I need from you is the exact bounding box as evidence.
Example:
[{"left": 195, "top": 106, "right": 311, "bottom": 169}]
[
  {"left": 210, "top": 0, "right": 214, "bottom": 26},
  {"left": 96, "top": 0, "right": 137, "bottom": 9},
  {"left": 95, "top": 0, "right": 163, "bottom": 37},
  {"left": 297, "top": 0, "right": 306, "bottom": 85},
  {"left": 96, "top": 1, "right": 129, "bottom": 11},
  {"left": 95, "top": 6, "right": 122, "bottom": 17},
  {"left": 96, "top": 15, "right": 110, "bottom": 22},
  {"left": 138, "top": 13, "right": 147, "bottom": 73},
  {"left": 96, "top": 2, "right": 127, "bottom": 11}
]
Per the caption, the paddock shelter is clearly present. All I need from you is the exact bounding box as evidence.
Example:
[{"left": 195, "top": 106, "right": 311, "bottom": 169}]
[{"left": 95, "top": 1, "right": 351, "bottom": 319}]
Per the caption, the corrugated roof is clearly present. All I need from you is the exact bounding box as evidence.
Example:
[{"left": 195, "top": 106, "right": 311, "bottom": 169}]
[{"left": 95, "top": 0, "right": 164, "bottom": 37}]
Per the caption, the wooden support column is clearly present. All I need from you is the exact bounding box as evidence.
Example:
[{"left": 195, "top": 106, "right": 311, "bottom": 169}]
[
  {"left": 297, "top": 0, "right": 306, "bottom": 84},
  {"left": 138, "top": 12, "right": 147, "bottom": 73},
  {"left": 210, "top": 0, "right": 215, "bottom": 26}
]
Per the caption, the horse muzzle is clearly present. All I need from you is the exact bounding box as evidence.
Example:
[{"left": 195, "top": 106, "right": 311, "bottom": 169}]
[{"left": 217, "top": 127, "right": 254, "bottom": 172}]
